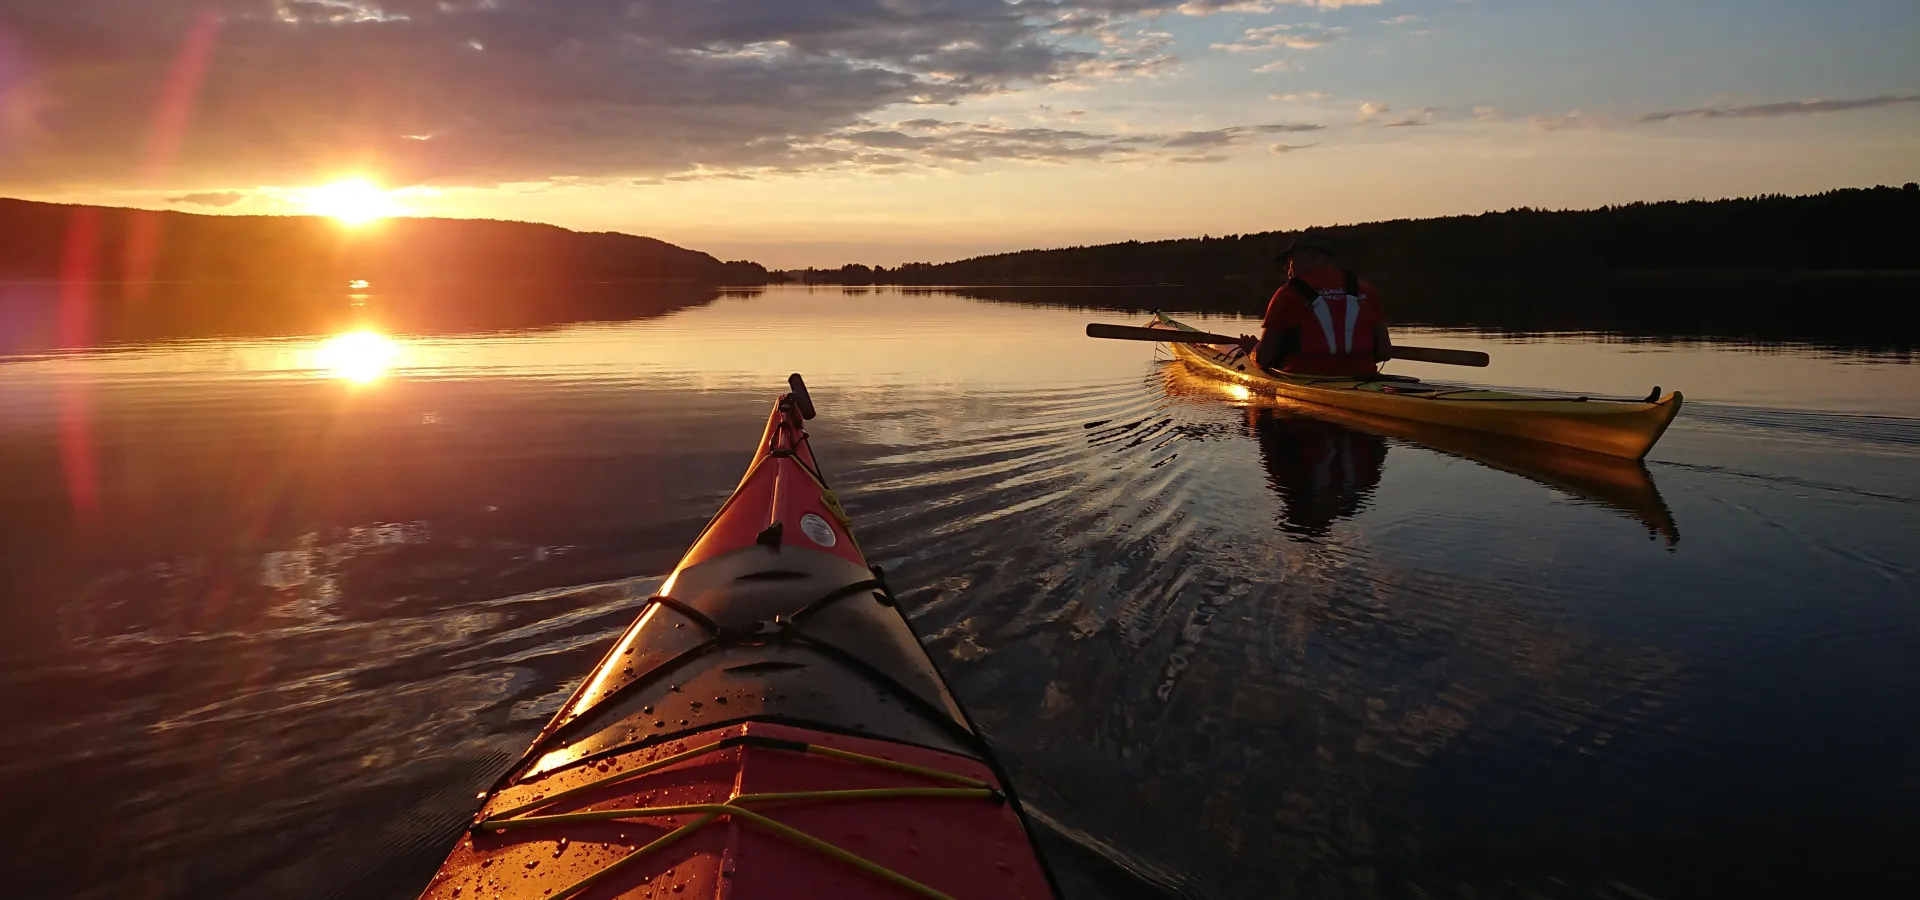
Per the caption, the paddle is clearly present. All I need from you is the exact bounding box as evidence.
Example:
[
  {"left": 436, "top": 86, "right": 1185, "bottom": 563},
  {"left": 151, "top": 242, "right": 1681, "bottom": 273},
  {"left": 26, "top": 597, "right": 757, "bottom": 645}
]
[{"left": 1085, "top": 323, "right": 1491, "bottom": 368}]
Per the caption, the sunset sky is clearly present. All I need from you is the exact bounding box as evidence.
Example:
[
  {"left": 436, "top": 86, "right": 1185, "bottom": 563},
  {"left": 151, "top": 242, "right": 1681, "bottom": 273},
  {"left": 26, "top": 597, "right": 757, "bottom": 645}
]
[{"left": 2, "top": 0, "right": 1916, "bottom": 267}]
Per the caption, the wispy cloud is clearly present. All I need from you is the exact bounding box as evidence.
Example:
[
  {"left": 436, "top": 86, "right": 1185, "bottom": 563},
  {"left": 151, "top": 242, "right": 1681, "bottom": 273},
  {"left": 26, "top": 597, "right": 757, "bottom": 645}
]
[
  {"left": 1076, "top": 0, "right": 1383, "bottom": 13},
  {"left": 1212, "top": 24, "right": 1347, "bottom": 53},
  {"left": 1252, "top": 60, "right": 1296, "bottom": 73},
  {"left": 713, "top": 118, "right": 1336, "bottom": 175},
  {"left": 1177, "top": 0, "right": 1383, "bottom": 10},
  {"left": 1636, "top": 94, "right": 1920, "bottom": 122},
  {"left": 1269, "top": 142, "right": 1320, "bottom": 154},
  {"left": 165, "top": 191, "right": 247, "bottom": 208},
  {"left": 1272, "top": 91, "right": 1330, "bottom": 102},
  {"left": 1385, "top": 107, "right": 1438, "bottom": 127},
  {"left": 1527, "top": 111, "right": 1601, "bottom": 131},
  {"left": 1162, "top": 123, "right": 1327, "bottom": 148},
  {"left": 1491, "top": 93, "right": 1920, "bottom": 132}
]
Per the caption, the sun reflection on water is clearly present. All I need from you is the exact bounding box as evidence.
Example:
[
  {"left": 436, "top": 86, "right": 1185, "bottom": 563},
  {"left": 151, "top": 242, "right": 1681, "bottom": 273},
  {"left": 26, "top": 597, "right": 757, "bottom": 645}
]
[{"left": 316, "top": 330, "right": 399, "bottom": 383}]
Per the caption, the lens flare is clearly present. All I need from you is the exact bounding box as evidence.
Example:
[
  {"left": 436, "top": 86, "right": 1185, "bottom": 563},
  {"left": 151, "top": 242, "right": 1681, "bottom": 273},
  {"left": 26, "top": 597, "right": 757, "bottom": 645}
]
[{"left": 316, "top": 330, "right": 399, "bottom": 383}]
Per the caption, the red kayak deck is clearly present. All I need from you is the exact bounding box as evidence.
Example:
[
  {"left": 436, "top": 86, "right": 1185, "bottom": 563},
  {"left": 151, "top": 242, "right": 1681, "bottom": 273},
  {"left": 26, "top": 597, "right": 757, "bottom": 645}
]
[{"left": 420, "top": 721, "right": 1050, "bottom": 900}]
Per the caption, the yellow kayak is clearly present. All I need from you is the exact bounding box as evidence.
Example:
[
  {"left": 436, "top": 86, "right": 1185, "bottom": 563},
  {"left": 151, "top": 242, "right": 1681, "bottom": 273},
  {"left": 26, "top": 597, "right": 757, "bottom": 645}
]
[
  {"left": 1150, "top": 312, "right": 1682, "bottom": 460},
  {"left": 1160, "top": 364, "right": 1680, "bottom": 544}
]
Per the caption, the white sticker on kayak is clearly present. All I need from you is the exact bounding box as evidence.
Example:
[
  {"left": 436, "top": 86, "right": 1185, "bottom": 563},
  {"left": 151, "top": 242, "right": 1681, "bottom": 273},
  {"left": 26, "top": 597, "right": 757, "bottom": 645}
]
[{"left": 799, "top": 513, "right": 837, "bottom": 547}]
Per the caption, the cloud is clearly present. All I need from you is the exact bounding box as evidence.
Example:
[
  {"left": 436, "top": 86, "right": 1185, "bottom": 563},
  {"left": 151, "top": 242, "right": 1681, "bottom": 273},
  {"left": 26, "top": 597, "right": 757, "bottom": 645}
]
[
  {"left": 1485, "top": 93, "right": 1920, "bottom": 133},
  {"left": 1384, "top": 107, "right": 1437, "bottom": 127},
  {"left": 1358, "top": 101, "right": 1392, "bottom": 121},
  {"left": 1179, "top": 0, "right": 1381, "bottom": 10},
  {"left": 1380, "top": 14, "right": 1423, "bottom": 26},
  {"left": 1527, "top": 111, "right": 1600, "bottom": 131},
  {"left": 1271, "top": 90, "right": 1329, "bottom": 102},
  {"left": 1268, "top": 142, "right": 1318, "bottom": 154},
  {"left": 786, "top": 117, "right": 1324, "bottom": 170},
  {"left": 1635, "top": 94, "right": 1920, "bottom": 122},
  {"left": 1072, "top": 0, "right": 1383, "bottom": 14},
  {"left": 1212, "top": 24, "right": 1347, "bottom": 52},
  {"left": 165, "top": 191, "right": 247, "bottom": 207},
  {"left": 1252, "top": 60, "right": 1295, "bottom": 73},
  {"left": 1161, "top": 122, "right": 1323, "bottom": 148},
  {"left": 0, "top": 0, "right": 1188, "bottom": 190}
]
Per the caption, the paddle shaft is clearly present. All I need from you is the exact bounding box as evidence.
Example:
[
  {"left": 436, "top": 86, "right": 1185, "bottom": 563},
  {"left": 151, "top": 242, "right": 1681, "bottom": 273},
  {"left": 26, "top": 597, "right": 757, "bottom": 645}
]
[{"left": 1085, "top": 323, "right": 1490, "bottom": 368}]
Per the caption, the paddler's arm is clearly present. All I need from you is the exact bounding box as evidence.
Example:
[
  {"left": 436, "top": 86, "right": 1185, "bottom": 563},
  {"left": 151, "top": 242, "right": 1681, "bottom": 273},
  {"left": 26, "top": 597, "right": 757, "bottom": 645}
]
[
  {"left": 1255, "top": 328, "right": 1290, "bottom": 370},
  {"left": 1362, "top": 278, "right": 1392, "bottom": 362},
  {"left": 1245, "top": 283, "right": 1302, "bottom": 371}
]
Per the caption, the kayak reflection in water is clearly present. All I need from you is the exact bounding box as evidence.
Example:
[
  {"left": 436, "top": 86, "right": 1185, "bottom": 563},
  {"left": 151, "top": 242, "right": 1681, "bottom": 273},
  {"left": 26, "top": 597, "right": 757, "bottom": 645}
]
[{"left": 1248, "top": 405, "right": 1388, "bottom": 538}]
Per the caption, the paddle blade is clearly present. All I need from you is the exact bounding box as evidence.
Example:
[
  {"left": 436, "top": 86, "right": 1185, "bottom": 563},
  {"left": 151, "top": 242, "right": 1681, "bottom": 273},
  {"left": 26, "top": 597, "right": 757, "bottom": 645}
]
[
  {"left": 1388, "top": 346, "right": 1490, "bottom": 367},
  {"left": 1086, "top": 323, "right": 1242, "bottom": 344},
  {"left": 786, "top": 372, "right": 816, "bottom": 419}
]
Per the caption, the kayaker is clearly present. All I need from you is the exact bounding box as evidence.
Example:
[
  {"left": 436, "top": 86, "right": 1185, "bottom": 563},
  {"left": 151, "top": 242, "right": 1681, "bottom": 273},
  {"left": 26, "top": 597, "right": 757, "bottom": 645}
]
[{"left": 1238, "top": 233, "right": 1393, "bottom": 376}]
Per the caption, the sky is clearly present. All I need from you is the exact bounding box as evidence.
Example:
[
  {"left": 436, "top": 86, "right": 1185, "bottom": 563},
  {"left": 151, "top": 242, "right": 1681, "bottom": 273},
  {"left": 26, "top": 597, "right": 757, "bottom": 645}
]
[{"left": 0, "top": 0, "right": 1915, "bottom": 267}]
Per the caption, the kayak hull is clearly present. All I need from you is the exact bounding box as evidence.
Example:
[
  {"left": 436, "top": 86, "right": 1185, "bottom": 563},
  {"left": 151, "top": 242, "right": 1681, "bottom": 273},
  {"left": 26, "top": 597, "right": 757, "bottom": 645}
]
[
  {"left": 1159, "top": 363, "right": 1680, "bottom": 544},
  {"left": 418, "top": 382, "right": 1057, "bottom": 900},
  {"left": 1153, "top": 313, "right": 1682, "bottom": 460}
]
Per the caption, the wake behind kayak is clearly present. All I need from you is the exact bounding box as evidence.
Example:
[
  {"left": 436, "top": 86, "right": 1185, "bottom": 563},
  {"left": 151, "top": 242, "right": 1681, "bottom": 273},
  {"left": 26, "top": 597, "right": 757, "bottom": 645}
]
[{"left": 417, "top": 374, "right": 1059, "bottom": 900}]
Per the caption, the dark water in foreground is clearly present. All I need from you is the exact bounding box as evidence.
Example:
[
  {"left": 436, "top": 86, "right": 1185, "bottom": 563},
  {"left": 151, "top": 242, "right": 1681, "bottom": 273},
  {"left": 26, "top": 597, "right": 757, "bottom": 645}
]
[{"left": 1, "top": 286, "right": 1917, "bottom": 899}]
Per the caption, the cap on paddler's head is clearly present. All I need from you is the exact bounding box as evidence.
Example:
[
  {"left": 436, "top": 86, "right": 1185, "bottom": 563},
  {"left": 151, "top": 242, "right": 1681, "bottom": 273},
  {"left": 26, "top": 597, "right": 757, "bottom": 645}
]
[{"left": 1277, "top": 232, "right": 1337, "bottom": 261}]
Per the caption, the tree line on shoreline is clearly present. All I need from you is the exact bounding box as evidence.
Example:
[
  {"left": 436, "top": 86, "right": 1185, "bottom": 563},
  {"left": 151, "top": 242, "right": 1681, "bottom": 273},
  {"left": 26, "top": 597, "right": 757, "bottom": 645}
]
[
  {"left": 780, "top": 184, "right": 1919, "bottom": 290},
  {"left": 0, "top": 197, "right": 773, "bottom": 288}
]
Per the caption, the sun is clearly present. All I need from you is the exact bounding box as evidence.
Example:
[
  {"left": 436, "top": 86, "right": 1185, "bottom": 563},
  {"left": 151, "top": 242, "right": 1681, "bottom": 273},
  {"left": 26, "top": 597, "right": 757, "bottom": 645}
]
[{"left": 305, "top": 178, "right": 403, "bottom": 226}]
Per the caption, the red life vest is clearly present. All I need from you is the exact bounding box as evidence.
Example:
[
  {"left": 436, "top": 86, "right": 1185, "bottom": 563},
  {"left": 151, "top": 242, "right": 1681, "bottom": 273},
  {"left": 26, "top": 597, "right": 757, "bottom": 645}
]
[{"left": 1280, "top": 270, "right": 1381, "bottom": 375}]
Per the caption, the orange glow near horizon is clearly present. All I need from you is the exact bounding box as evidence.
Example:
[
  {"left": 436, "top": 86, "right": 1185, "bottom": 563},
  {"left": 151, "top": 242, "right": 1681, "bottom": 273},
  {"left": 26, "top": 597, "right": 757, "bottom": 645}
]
[
  {"left": 316, "top": 330, "right": 399, "bottom": 383},
  {"left": 304, "top": 178, "right": 403, "bottom": 226}
]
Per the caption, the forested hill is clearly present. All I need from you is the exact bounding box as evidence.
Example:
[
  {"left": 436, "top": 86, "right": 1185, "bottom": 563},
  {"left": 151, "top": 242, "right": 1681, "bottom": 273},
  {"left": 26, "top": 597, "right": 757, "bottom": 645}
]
[
  {"left": 0, "top": 198, "right": 771, "bottom": 287},
  {"left": 805, "top": 185, "right": 1920, "bottom": 287}
]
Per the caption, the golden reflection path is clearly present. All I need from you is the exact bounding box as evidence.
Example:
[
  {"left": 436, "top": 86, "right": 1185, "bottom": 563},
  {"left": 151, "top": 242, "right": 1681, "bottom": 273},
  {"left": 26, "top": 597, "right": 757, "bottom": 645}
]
[{"left": 315, "top": 330, "right": 400, "bottom": 384}]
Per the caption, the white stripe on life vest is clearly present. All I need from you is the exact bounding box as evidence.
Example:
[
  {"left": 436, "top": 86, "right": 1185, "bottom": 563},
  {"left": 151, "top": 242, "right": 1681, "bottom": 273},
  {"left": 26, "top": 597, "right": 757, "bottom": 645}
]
[
  {"left": 1342, "top": 293, "right": 1361, "bottom": 352},
  {"left": 1309, "top": 296, "right": 1339, "bottom": 354}
]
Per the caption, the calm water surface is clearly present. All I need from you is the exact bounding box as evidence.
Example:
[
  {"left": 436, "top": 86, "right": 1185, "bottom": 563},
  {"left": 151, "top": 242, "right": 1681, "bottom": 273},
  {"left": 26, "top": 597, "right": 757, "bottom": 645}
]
[{"left": 1, "top": 286, "right": 1916, "bottom": 899}]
